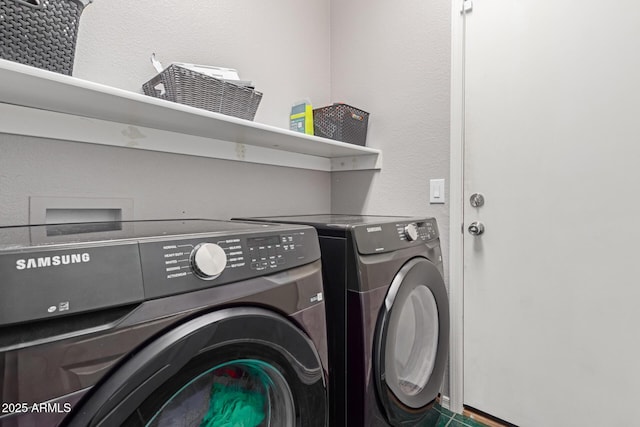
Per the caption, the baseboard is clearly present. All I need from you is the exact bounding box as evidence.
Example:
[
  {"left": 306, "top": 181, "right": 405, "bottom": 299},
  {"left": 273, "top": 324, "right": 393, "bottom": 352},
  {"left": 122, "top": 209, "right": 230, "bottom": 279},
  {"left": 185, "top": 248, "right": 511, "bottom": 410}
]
[
  {"left": 439, "top": 394, "right": 451, "bottom": 410},
  {"left": 463, "top": 406, "right": 517, "bottom": 427}
]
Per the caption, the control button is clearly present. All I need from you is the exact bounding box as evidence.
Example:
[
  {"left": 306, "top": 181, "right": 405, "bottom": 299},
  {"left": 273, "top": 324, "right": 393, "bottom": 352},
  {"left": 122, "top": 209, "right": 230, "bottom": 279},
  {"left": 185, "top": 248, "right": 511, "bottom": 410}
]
[
  {"left": 190, "top": 243, "right": 227, "bottom": 280},
  {"left": 404, "top": 223, "right": 419, "bottom": 241}
]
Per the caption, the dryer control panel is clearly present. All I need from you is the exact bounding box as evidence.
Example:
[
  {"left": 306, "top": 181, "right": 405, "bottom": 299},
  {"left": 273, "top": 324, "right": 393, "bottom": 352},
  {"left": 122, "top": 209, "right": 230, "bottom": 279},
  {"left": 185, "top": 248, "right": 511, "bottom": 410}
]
[{"left": 352, "top": 218, "right": 439, "bottom": 255}]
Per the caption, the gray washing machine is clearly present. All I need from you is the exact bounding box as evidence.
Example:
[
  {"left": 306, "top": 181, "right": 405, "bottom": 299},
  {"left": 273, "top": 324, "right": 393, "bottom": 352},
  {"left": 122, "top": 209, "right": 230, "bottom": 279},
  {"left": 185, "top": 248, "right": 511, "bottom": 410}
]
[
  {"left": 236, "top": 215, "right": 449, "bottom": 427},
  {"left": 0, "top": 219, "right": 328, "bottom": 427}
]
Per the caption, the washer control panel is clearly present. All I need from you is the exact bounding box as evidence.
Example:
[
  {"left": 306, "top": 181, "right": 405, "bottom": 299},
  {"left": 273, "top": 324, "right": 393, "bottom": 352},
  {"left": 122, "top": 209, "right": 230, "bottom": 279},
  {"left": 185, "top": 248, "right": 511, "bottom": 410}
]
[
  {"left": 247, "top": 233, "right": 302, "bottom": 271},
  {"left": 0, "top": 220, "right": 319, "bottom": 326},
  {"left": 141, "top": 228, "right": 316, "bottom": 299}
]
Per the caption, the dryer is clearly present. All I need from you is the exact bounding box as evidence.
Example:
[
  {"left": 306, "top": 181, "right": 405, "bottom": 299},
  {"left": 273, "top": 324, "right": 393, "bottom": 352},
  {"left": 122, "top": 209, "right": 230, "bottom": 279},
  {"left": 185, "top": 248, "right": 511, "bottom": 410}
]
[
  {"left": 0, "top": 219, "right": 328, "bottom": 427},
  {"left": 236, "top": 215, "right": 449, "bottom": 427}
]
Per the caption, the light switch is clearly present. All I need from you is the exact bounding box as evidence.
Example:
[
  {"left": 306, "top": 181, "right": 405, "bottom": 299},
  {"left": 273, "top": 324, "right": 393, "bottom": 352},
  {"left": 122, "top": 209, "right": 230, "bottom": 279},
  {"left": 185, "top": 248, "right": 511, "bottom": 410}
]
[{"left": 430, "top": 179, "right": 445, "bottom": 204}]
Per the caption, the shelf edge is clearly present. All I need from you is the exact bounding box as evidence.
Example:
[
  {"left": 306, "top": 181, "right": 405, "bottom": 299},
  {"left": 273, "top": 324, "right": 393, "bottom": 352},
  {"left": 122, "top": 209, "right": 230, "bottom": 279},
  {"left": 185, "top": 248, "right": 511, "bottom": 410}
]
[
  {"left": 0, "top": 60, "right": 382, "bottom": 163},
  {"left": 0, "top": 103, "right": 384, "bottom": 172}
]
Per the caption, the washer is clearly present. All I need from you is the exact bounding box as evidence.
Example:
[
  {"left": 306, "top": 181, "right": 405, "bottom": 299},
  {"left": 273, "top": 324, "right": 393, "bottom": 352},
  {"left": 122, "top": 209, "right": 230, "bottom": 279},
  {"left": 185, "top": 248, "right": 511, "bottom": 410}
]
[
  {"left": 0, "top": 219, "right": 328, "bottom": 427},
  {"left": 236, "top": 215, "right": 449, "bottom": 427}
]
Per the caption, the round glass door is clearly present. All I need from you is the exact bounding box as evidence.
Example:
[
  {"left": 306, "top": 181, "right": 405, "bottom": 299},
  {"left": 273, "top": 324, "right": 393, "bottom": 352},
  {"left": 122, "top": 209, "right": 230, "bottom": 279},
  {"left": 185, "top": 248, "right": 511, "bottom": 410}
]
[
  {"left": 374, "top": 257, "right": 450, "bottom": 425},
  {"left": 385, "top": 285, "right": 439, "bottom": 403},
  {"left": 146, "top": 359, "right": 295, "bottom": 427},
  {"left": 66, "top": 309, "right": 327, "bottom": 427}
]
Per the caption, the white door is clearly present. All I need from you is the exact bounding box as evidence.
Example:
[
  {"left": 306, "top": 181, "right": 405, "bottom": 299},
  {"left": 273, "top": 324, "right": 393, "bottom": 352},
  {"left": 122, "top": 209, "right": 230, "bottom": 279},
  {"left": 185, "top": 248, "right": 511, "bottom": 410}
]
[{"left": 460, "top": 1, "right": 640, "bottom": 426}]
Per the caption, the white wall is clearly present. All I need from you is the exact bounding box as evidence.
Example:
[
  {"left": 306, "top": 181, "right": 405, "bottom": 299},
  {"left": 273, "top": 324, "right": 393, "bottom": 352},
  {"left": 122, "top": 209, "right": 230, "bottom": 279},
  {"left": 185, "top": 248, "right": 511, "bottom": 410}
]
[
  {"left": 74, "top": 0, "right": 331, "bottom": 128},
  {"left": 0, "top": 135, "right": 331, "bottom": 226},
  {"left": 0, "top": 0, "right": 334, "bottom": 226},
  {"left": 330, "top": 0, "right": 451, "bottom": 277}
]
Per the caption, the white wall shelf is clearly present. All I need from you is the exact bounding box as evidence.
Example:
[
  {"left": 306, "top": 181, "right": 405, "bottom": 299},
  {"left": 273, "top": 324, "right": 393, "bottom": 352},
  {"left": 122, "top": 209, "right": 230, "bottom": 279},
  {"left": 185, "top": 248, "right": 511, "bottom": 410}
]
[{"left": 0, "top": 59, "right": 381, "bottom": 172}]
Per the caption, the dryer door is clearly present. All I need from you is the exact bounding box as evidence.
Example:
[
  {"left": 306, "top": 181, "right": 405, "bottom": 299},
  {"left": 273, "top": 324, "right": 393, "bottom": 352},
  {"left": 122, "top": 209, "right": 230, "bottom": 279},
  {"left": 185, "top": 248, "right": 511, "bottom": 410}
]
[
  {"left": 373, "top": 257, "right": 449, "bottom": 425},
  {"left": 65, "top": 307, "right": 326, "bottom": 427}
]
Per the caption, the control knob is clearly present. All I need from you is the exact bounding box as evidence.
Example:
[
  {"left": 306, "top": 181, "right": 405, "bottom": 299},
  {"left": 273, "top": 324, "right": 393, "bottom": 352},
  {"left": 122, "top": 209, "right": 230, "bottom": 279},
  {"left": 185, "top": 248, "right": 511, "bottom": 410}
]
[
  {"left": 404, "top": 223, "right": 419, "bottom": 241},
  {"left": 190, "top": 243, "right": 227, "bottom": 280}
]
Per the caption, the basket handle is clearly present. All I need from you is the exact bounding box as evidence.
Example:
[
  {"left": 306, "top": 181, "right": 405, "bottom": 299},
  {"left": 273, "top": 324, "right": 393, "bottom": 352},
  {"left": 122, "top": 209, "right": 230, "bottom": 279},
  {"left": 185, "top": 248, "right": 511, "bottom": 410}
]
[
  {"left": 11, "top": 0, "right": 43, "bottom": 9},
  {"left": 153, "top": 83, "right": 167, "bottom": 96},
  {"left": 10, "top": 0, "right": 92, "bottom": 7}
]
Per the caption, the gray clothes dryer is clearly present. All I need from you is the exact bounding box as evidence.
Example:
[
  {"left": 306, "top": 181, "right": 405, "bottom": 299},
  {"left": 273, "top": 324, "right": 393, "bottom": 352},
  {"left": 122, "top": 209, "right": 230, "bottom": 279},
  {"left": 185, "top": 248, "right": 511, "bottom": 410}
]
[
  {"left": 0, "top": 219, "right": 328, "bottom": 427},
  {"left": 235, "top": 215, "right": 450, "bottom": 427}
]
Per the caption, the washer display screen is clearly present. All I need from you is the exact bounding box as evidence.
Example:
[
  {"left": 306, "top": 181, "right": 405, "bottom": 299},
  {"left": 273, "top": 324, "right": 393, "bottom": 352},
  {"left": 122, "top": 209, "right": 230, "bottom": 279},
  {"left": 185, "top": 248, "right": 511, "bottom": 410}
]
[{"left": 247, "top": 236, "right": 280, "bottom": 247}]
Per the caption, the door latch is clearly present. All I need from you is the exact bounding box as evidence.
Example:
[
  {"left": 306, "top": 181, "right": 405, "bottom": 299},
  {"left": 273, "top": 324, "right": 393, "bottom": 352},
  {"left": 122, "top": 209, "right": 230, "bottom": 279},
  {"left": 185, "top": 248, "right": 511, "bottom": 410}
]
[{"left": 468, "top": 221, "right": 485, "bottom": 236}]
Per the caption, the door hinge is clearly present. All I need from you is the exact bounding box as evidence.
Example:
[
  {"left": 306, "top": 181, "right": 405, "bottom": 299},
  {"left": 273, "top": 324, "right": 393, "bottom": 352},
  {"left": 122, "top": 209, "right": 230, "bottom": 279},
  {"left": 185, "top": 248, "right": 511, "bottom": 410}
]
[{"left": 461, "top": 0, "right": 473, "bottom": 15}]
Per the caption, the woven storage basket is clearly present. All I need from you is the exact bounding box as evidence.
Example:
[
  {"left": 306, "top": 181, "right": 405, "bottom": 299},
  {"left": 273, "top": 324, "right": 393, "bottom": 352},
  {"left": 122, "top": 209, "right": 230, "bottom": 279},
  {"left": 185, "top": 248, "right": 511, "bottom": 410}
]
[
  {"left": 0, "top": 0, "right": 90, "bottom": 75},
  {"left": 313, "top": 103, "right": 369, "bottom": 146},
  {"left": 142, "top": 64, "right": 263, "bottom": 121}
]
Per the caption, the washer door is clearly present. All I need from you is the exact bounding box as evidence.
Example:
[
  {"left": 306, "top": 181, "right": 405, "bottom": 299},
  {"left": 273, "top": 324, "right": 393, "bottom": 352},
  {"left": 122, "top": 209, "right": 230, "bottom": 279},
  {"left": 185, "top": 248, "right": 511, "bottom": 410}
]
[
  {"left": 374, "top": 257, "right": 449, "bottom": 425},
  {"left": 65, "top": 307, "right": 327, "bottom": 427}
]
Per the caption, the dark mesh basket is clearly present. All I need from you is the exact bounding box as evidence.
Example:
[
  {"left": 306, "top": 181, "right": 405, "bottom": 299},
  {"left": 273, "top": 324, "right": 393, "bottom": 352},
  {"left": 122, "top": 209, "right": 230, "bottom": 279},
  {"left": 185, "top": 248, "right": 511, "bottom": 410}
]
[
  {"left": 0, "top": 0, "right": 90, "bottom": 75},
  {"left": 142, "top": 64, "right": 263, "bottom": 121},
  {"left": 313, "top": 103, "right": 369, "bottom": 146}
]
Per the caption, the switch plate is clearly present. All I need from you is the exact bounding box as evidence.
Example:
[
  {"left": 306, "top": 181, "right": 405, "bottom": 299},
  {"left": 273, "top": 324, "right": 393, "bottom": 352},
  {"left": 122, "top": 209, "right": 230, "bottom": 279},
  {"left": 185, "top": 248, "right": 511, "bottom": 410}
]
[{"left": 430, "top": 179, "right": 445, "bottom": 204}]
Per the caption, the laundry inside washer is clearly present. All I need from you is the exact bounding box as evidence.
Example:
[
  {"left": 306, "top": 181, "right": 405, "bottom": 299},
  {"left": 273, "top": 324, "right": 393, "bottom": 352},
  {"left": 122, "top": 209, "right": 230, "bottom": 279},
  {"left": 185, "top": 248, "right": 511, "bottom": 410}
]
[
  {"left": 147, "top": 360, "right": 290, "bottom": 427},
  {"left": 0, "top": 219, "right": 328, "bottom": 427}
]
